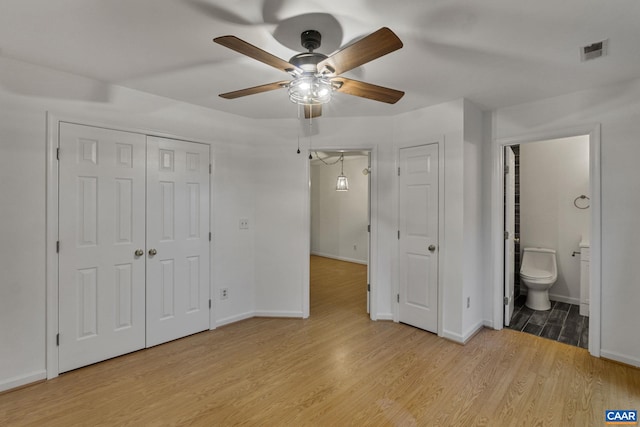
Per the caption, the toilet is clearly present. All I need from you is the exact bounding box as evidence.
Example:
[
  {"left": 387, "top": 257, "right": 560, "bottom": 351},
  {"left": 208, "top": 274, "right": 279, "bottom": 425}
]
[{"left": 520, "top": 248, "right": 558, "bottom": 311}]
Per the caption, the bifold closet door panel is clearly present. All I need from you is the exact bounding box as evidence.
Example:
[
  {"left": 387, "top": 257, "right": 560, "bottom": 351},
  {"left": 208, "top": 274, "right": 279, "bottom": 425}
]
[
  {"left": 58, "top": 123, "right": 147, "bottom": 373},
  {"left": 145, "top": 136, "right": 210, "bottom": 347}
]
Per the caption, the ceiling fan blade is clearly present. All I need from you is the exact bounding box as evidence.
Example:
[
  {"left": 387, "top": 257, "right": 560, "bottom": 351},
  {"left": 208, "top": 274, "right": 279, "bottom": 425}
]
[
  {"left": 219, "top": 81, "right": 290, "bottom": 99},
  {"left": 318, "top": 27, "right": 403, "bottom": 76},
  {"left": 304, "top": 104, "right": 323, "bottom": 119},
  {"left": 214, "top": 35, "right": 300, "bottom": 74},
  {"left": 332, "top": 77, "right": 404, "bottom": 104}
]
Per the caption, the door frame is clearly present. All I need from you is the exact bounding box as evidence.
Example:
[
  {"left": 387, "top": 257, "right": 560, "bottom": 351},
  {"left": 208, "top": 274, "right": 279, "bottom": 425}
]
[
  {"left": 394, "top": 139, "right": 445, "bottom": 337},
  {"left": 46, "top": 113, "right": 215, "bottom": 379},
  {"left": 303, "top": 146, "right": 377, "bottom": 320},
  {"left": 491, "top": 124, "right": 601, "bottom": 357}
]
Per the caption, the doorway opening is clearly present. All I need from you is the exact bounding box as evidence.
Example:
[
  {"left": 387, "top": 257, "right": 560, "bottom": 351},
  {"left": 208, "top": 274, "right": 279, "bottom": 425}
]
[
  {"left": 309, "top": 150, "right": 371, "bottom": 317},
  {"left": 503, "top": 135, "right": 593, "bottom": 349}
]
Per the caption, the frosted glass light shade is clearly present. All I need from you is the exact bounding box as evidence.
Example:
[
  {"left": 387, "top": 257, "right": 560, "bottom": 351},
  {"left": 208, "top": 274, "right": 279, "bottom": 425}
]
[
  {"left": 336, "top": 174, "right": 349, "bottom": 191},
  {"left": 288, "top": 76, "right": 332, "bottom": 105}
]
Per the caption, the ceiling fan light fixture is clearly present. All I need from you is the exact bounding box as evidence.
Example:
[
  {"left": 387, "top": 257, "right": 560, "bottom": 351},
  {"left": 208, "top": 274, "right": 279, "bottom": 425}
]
[{"left": 288, "top": 75, "right": 333, "bottom": 105}]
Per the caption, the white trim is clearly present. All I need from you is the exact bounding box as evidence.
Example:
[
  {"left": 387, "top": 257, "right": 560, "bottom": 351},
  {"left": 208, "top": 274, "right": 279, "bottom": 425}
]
[
  {"left": 462, "top": 321, "right": 485, "bottom": 343},
  {"left": 600, "top": 350, "right": 640, "bottom": 369},
  {"left": 483, "top": 319, "right": 494, "bottom": 329},
  {"left": 45, "top": 112, "right": 60, "bottom": 379},
  {"left": 394, "top": 137, "right": 445, "bottom": 337},
  {"left": 548, "top": 294, "right": 580, "bottom": 306},
  {"left": 310, "top": 252, "right": 367, "bottom": 265},
  {"left": 491, "top": 124, "right": 601, "bottom": 359},
  {"left": 305, "top": 147, "right": 377, "bottom": 320},
  {"left": 376, "top": 313, "right": 393, "bottom": 321},
  {"left": 215, "top": 312, "right": 254, "bottom": 328},
  {"left": 442, "top": 329, "right": 464, "bottom": 344},
  {"left": 0, "top": 370, "right": 47, "bottom": 393},
  {"left": 45, "top": 113, "right": 218, "bottom": 380},
  {"left": 253, "top": 311, "right": 304, "bottom": 318}
]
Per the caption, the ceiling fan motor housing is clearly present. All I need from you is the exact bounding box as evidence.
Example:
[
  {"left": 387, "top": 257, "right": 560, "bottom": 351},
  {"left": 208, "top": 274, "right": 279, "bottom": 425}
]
[{"left": 301, "top": 30, "right": 322, "bottom": 52}]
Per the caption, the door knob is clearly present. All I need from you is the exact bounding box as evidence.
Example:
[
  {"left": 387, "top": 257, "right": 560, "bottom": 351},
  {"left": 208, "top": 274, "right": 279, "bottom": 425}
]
[
  {"left": 134, "top": 249, "right": 144, "bottom": 257},
  {"left": 428, "top": 244, "right": 436, "bottom": 252},
  {"left": 148, "top": 248, "right": 157, "bottom": 256}
]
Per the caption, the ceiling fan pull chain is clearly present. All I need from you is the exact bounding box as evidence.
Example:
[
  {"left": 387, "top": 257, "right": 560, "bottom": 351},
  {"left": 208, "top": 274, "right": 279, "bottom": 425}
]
[
  {"left": 297, "top": 104, "right": 301, "bottom": 154},
  {"left": 308, "top": 108, "right": 313, "bottom": 160}
]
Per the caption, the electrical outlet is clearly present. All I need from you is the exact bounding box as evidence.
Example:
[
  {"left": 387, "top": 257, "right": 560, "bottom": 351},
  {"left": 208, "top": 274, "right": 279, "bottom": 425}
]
[
  {"left": 239, "top": 218, "right": 249, "bottom": 229},
  {"left": 467, "top": 297, "right": 470, "bottom": 308},
  {"left": 220, "top": 288, "right": 229, "bottom": 300}
]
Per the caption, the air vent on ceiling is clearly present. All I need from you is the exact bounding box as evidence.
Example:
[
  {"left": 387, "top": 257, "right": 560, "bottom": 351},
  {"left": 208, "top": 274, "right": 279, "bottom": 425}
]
[{"left": 581, "top": 39, "right": 608, "bottom": 61}]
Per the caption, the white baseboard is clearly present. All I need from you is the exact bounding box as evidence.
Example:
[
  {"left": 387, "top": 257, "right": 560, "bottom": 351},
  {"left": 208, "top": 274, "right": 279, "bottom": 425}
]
[
  {"left": 310, "top": 251, "right": 367, "bottom": 265},
  {"left": 375, "top": 313, "right": 393, "bottom": 321},
  {"left": 548, "top": 293, "right": 580, "bottom": 306},
  {"left": 483, "top": 319, "right": 495, "bottom": 329},
  {"left": 520, "top": 289, "right": 581, "bottom": 306},
  {"left": 215, "top": 311, "right": 254, "bottom": 328},
  {"left": 441, "top": 329, "right": 465, "bottom": 344},
  {"left": 253, "top": 311, "right": 303, "bottom": 318},
  {"left": 463, "top": 321, "right": 485, "bottom": 343},
  {"left": 0, "top": 370, "right": 46, "bottom": 393},
  {"left": 601, "top": 350, "right": 640, "bottom": 368}
]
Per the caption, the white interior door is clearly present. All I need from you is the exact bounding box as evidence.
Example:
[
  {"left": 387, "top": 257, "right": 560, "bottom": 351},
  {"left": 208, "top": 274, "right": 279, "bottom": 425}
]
[
  {"left": 398, "top": 144, "right": 439, "bottom": 333},
  {"left": 146, "top": 136, "right": 210, "bottom": 347},
  {"left": 58, "top": 123, "right": 146, "bottom": 373},
  {"left": 504, "top": 146, "right": 516, "bottom": 325}
]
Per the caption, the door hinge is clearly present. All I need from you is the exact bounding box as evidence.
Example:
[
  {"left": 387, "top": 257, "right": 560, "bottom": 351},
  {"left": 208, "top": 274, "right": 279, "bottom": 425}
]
[
  {"left": 398, "top": 230, "right": 400, "bottom": 240},
  {"left": 56, "top": 241, "right": 60, "bottom": 253},
  {"left": 504, "top": 297, "right": 509, "bottom": 306},
  {"left": 56, "top": 333, "right": 60, "bottom": 346},
  {"left": 397, "top": 293, "right": 400, "bottom": 303},
  {"left": 209, "top": 164, "right": 212, "bottom": 174},
  {"left": 209, "top": 232, "right": 212, "bottom": 241},
  {"left": 367, "top": 224, "right": 370, "bottom": 233},
  {"left": 505, "top": 165, "right": 510, "bottom": 174},
  {"left": 504, "top": 231, "right": 509, "bottom": 240},
  {"left": 56, "top": 147, "right": 60, "bottom": 160},
  {"left": 367, "top": 284, "right": 370, "bottom": 292},
  {"left": 209, "top": 299, "right": 212, "bottom": 309},
  {"left": 398, "top": 167, "right": 400, "bottom": 176}
]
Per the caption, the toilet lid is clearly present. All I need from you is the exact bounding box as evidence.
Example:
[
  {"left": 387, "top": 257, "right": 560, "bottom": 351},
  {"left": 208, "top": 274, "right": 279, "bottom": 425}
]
[{"left": 520, "top": 267, "right": 552, "bottom": 280}]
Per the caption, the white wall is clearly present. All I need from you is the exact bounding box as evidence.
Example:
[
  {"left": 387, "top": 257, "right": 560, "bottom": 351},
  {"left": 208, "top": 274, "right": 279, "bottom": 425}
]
[
  {"left": 462, "top": 99, "right": 485, "bottom": 340},
  {"left": 0, "top": 56, "right": 262, "bottom": 390},
  {"left": 311, "top": 155, "right": 369, "bottom": 264},
  {"left": 393, "top": 99, "right": 485, "bottom": 342},
  {"left": 520, "top": 136, "right": 590, "bottom": 304},
  {"left": 491, "top": 77, "right": 640, "bottom": 367}
]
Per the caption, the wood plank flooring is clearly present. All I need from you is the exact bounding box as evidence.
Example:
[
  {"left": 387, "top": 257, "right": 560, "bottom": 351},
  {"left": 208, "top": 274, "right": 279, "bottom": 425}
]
[{"left": 1, "top": 255, "right": 639, "bottom": 426}]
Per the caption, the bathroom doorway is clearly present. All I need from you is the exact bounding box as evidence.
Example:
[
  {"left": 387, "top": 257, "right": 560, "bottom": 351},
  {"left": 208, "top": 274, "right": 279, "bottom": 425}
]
[{"left": 503, "top": 135, "right": 593, "bottom": 349}]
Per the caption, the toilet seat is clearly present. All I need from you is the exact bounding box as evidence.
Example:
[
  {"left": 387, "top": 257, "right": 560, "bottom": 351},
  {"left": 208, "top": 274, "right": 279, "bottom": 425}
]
[{"left": 520, "top": 267, "right": 552, "bottom": 280}]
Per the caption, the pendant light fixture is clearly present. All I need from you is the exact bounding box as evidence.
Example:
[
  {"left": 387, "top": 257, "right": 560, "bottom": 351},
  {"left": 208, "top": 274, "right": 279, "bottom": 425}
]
[{"left": 336, "top": 154, "right": 349, "bottom": 191}]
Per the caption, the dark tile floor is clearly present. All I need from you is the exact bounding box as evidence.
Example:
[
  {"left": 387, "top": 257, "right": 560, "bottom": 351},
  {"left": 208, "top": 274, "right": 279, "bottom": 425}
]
[{"left": 508, "top": 294, "right": 589, "bottom": 349}]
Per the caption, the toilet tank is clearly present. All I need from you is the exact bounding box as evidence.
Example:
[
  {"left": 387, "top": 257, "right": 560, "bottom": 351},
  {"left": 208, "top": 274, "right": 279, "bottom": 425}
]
[{"left": 521, "top": 248, "right": 557, "bottom": 276}]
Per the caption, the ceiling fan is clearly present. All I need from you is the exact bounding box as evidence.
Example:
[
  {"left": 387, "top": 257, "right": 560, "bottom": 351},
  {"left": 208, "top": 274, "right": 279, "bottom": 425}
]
[{"left": 213, "top": 27, "right": 405, "bottom": 118}]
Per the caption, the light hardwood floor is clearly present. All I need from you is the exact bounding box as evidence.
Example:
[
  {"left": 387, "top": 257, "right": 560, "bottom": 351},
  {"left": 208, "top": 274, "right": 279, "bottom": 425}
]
[{"left": 1, "top": 255, "right": 639, "bottom": 426}]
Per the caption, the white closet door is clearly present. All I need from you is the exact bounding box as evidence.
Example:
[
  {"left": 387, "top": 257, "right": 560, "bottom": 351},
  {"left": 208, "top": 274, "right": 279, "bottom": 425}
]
[
  {"left": 398, "top": 143, "right": 439, "bottom": 333},
  {"left": 58, "top": 123, "right": 146, "bottom": 373},
  {"left": 146, "top": 136, "right": 210, "bottom": 347}
]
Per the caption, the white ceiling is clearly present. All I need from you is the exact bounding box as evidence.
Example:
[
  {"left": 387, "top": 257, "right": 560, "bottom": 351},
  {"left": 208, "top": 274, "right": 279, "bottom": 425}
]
[{"left": 1, "top": 0, "right": 639, "bottom": 119}]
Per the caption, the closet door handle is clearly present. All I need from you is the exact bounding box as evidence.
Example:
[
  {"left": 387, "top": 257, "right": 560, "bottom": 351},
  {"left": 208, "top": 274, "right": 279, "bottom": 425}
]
[
  {"left": 148, "top": 248, "right": 157, "bottom": 256},
  {"left": 134, "top": 249, "right": 144, "bottom": 257},
  {"left": 428, "top": 245, "right": 436, "bottom": 252}
]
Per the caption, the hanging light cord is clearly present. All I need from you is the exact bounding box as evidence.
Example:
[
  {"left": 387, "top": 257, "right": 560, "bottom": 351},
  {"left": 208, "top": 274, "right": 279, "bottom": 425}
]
[{"left": 313, "top": 152, "right": 343, "bottom": 165}]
